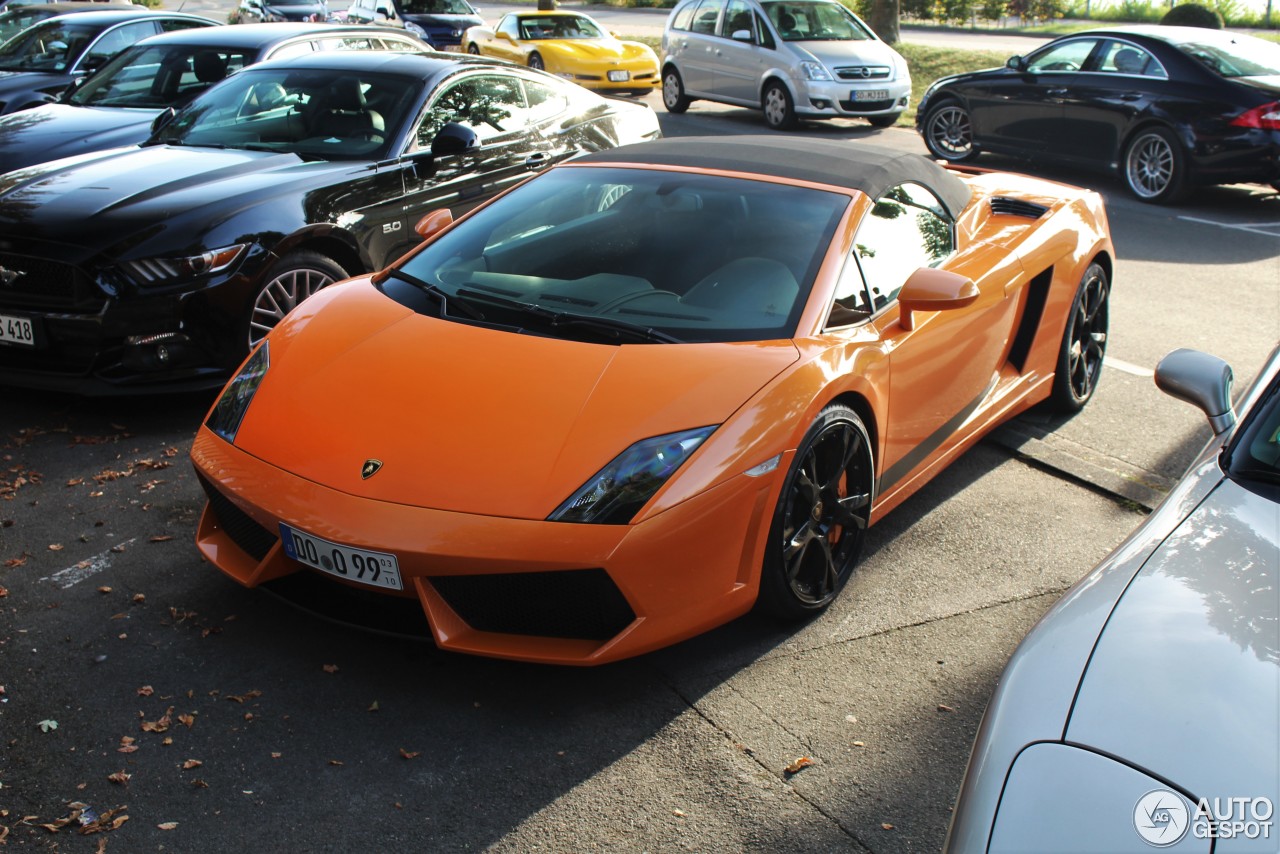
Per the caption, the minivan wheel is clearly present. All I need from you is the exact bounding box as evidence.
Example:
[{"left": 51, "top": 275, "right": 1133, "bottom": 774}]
[
  {"left": 762, "top": 80, "right": 797, "bottom": 130},
  {"left": 662, "top": 67, "right": 690, "bottom": 113}
]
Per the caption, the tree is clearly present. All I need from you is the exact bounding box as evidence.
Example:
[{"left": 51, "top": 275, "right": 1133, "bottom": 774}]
[{"left": 866, "top": 0, "right": 900, "bottom": 43}]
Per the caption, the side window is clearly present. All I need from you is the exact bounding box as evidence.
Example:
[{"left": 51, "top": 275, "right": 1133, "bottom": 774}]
[
  {"left": 754, "top": 11, "right": 775, "bottom": 48},
  {"left": 82, "top": 21, "right": 157, "bottom": 68},
  {"left": 1098, "top": 40, "right": 1166, "bottom": 78},
  {"left": 1025, "top": 38, "right": 1097, "bottom": 73},
  {"left": 720, "top": 0, "right": 753, "bottom": 39},
  {"left": 158, "top": 18, "right": 210, "bottom": 33},
  {"left": 670, "top": 1, "right": 696, "bottom": 31},
  {"left": 852, "top": 183, "right": 954, "bottom": 311},
  {"left": 417, "top": 73, "right": 525, "bottom": 146},
  {"left": 689, "top": 0, "right": 723, "bottom": 35},
  {"left": 523, "top": 78, "right": 568, "bottom": 124},
  {"left": 268, "top": 40, "right": 315, "bottom": 60},
  {"left": 498, "top": 15, "right": 520, "bottom": 38},
  {"left": 827, "top": 253, "right": 874, "bottom": 328}
]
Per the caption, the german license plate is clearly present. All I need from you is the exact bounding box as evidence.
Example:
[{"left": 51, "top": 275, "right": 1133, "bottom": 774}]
[
  {"left": 0, "top": 313, "right": 34, "bottom": 347},
  {"left": 279, "top": 524, "right": 403, "bottom": 591},
  {"left": 608, "top": 70, "right": 631, "bottom": 82},
  {"left": 854, "top": 89, "right": 889, "bottom": 101}
]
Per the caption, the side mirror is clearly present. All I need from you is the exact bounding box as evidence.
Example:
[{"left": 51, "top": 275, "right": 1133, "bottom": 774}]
[
  {"left": 431, "top": 121, "right": 480, "bottom": 157},
  {"left": 150, "top": 106, "right": 177, "bottom": 136},
  {"left": 730, "top": 29, "right": 753, "bottom": 43},
  {"left": 415, "top": 208, "right": 453, "bottom": 239},
  {"left": 1155, "top": 349, "right": 1236, "bottom": 435},
  {"left": 1006, "top": 55, "right": 1026, "bottom": 72},
  {"left": 897, "top": 267, "right": 979, "bottom": 331},
  {"left": 495, "top": 30, "right": 513, "bottom": 41}
]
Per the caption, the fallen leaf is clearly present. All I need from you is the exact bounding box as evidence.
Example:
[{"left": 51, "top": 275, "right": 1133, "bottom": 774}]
[
  {"left": 225, "top": 690, "right": 262, "bottom": 704},
  {"left": 672, "top": 808, "right": 686, "bottom": 817},
  {"left": 327, "top": 759, "right": 344, "bottom": 766},
  {"left": 178, "top": 713, "right": 195, "bottom": 729},
  {"left": 157, "top": 822, "right": 178, "bottom": 831},
  {"left": 853, "top": 740, "right": 865, "bottom": 748},
  {"left": 0, "top": 585, "right": 7, "bottom": 598},
  {"left": 140, "top": 707, "right": 173, "bottom": 733},
  {"left": 117, "top": 736, "right": 138, "bottom": 753},
  {"left": 271, "top": 752, "right": 282, "bottom": 759},
  {"left": 322, "top": 664, "right": 339, "bottom": 674},
  {"left": 4, "top": 554, "right": 28, "bottom": 568},
  {"left": 182, "top": 759, "right": 202, "bottom": 770},
  {"left": 48, "top": 544, "right": 64, "bottom": 551},
  {"left": 783, "top": 756, "right": 815, "bottom": 775},
  {"left": 136, "top": 686, "right": 154, "bottom": 697},
  {"left": 367, "top": 701, "right": 379, "bottom": 712},
  {"left": 398, "top": 749, "right": 420, "bottom": 760},
  {"left": 192, "top": 779, "right": 209, "bottom": 789},
  {"left": 66, "top": 477, "right": 84, "bottom": 487},
  {"left": 881, "top": 823, "right": 895, "bottom": 831},
  {"left": 937, "top": 704, "right": 955, "bottom": 713},
  {"left": 106, "top": 770, "right": 131, "bottom": 785},
  {"left": 162, "top": 737, "right": 173, "bottom": 746},
  {"left": 130, "top": 593, "right": 144, "bottom": 603},
  {"left": 98, "top": 586, "right": 113, "bottom": 594},
  {"left": 148, "top": 535, "right": 172, "bottom": 543},
  {"left": 37, "top": 719, "right": 58, "bottom": 733}
]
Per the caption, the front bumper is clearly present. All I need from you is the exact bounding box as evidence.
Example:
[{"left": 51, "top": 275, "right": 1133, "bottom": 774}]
[
  {"left": 191, "top": 426, "right": 782, "bottom": 665},
  {"left": 795, "top": 77, "right": 910, "bottom": 119},
  {"left": 553, "top": 62, "right": 661, "bottom": 93}
]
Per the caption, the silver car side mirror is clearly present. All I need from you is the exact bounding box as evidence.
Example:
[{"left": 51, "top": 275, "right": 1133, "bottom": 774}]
[{"left": 1155, "top": 348, "right": 1235, "bottom": 435}]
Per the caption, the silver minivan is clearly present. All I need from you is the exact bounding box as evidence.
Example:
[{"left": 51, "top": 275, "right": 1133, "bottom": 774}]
[{"left": 661, "top": 0, "right": 910, "bottom": 129}]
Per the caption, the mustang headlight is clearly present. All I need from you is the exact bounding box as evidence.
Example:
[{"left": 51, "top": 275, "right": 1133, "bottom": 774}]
[
  {"left": 206, "top": 342, "right": 269, "bottom": 445},
  {"left": 800, "top": 61, "right": 832, "bottom": 81},
  {"left": 123, "top": 244, "right": 246, "bottom": 287},
  {"left": 549, "top": 426, "right": 716, "bottom": 525}
]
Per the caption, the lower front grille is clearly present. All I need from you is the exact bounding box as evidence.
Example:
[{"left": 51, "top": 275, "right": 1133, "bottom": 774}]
[
  {"left": 0, "top": 252, "right": 102, "bottom": 311},
  {"left": 197, "top": 473, "right": 277, "bottom": 562},
  {"left": 838, "top": 98, "right": 896, "bottom": 113},
  {"left": 430, "top": 568, "right": 635, "bottom": 640}
]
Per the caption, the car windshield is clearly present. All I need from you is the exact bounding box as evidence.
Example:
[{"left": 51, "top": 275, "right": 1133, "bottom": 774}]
[
  {"left": 0, "top": 20, "right": 96, "bottom": 71},
  {"left": 154, "top": 66, "right": 416, "bottom": 161},
  {"left": 760, "top": 0, "right": 873, "bottom": 41},
  {"left": 394, "top": 166, "right": 848, "bottom": 344},
  {"left": 1227, "top": 368, "right": 1280, "bottom": 497},
  {"left": 0, "top": 7, "right": 58, "bottom": 43},
  {"left": 70, "top": 44, "right": 250, "bottom": 109},
  {"left": 1175, "top": 33, "right": 1280, "bottom": 78},
  {"left": 518, "top": 15, "right": 604, "bottom": 39},
  {"left": 400, "top": 0, "right": 472, "bottom": 13}
]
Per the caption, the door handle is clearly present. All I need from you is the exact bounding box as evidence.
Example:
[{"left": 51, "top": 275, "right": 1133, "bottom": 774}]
[
  {"left": 1119, "top": 92, "right": 1141, "bottom": 101},
  {"left": 525, "top": 152, "right": 550, "bottom": 170},
  {"left": 1047, "top": 88, "right": 1068, "bottom": 96}
]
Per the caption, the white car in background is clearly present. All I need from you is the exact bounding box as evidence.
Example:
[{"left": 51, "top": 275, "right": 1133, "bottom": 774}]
[{"left": 660, "top": 0, "right": 910, "bottom": 129}]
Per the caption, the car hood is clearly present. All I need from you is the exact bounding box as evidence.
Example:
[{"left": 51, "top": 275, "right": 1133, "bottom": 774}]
[
  {"left": 1065, "top": 477, "right": 1278, "bottom": 803},
  {"left": 542, "top": 38, "right": 635, "bottom": 61},
  {"left": 797, "top": 39, "right": 902, "bottom": 69},
  {"left": 0, "top": 144, "right": 352, "bottom": 251},
  {"left": 0, "top": 69, "right": 67, "bottom": 97},
  {"left": 0, "top": 103, "right": 157, "bottom": 173},
  {"left": 231, "top": 283, "right": 800, "bottom": 520}
]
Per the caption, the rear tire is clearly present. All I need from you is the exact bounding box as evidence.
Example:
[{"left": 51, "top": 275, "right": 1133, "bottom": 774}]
[
  {"left": 1123, "top": 126, "right": 1186, "bottom": 204},
  {"left": 1050, "top": 262, "right": 1109, "bottom": 412},
  {"left": 662, "top": 67, "right": 690, "bottom": 113},
  {"left": 762, "top": 80, "right": 797, "bottom": 130},
  {"left": 756, "top": 405, "right": 873, "bottom": 619}
]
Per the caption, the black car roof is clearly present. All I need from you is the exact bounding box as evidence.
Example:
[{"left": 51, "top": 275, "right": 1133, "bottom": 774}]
[
  {"left": 132, "top": 22, "right": 419, "bottom": 48},
  {"left": 42, "top": 8, "right": 214, "bottom": 24},
  {"left": 577, "top": 136, "right": 973, "bottom": 216}
]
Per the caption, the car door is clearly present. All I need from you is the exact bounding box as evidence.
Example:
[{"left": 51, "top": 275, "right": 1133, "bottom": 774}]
[
  {"left": 360, "top": 71, "right": 565, "bottom": 265},
  {"left": 486, "top": 15, "right": 524, "bottom": 63},
  {"left": 969, "top": 36, "right": 1100, "bottom": 159},
  {"left": 668, "top": 0, "right": 723, "bottom": 96},
  {"left": 1055, "top": 38, "right": 1169, "bottom": 167},
  {"left": 857, "top": 184, "right": 1021, "bottom": 494},
  {"left": 709, "top": 0, "right": 769, "bottom": 104}
]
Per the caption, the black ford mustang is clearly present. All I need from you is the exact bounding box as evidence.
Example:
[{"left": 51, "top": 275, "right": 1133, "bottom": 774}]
[
  {"left": 0, "top": 51, "right": 659, "bottom": 394},
  {"left": 916, "top": 25, "right": 1280, "bottom": 203}
]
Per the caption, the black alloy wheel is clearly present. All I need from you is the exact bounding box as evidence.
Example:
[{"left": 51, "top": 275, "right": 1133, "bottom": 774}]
[
  {"left": 922, "top": 100, "right": 976, "bottom": 162},
  {"left": 758, "top": 405, "right": 873, "bottom": 619},
  {"left": 1050, "top": 262, "right": 1109, "bottom": 412}
]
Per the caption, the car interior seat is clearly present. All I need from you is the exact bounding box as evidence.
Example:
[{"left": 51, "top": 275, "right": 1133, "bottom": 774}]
[
  {"left": 1112, "top": 48, "right": 1145, "bottom": 75},
  {"left": 310, "top": 78, "right": 385, "bottom": 139},
  {"left": 682, "top": 257, "right": 798, "bottom": 317},
  {"left": 192, "top": 50, "right": 228, "bottom": 84}
]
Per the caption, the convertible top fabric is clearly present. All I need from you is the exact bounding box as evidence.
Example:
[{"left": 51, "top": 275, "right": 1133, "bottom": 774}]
[{"left": 575, "top": 136, "right": 973, "bottom": 218}]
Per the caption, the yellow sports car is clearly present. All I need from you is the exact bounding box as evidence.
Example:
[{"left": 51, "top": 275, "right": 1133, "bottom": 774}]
[{"left": 462, "top": 11, "right": 659, "bottom": 95}]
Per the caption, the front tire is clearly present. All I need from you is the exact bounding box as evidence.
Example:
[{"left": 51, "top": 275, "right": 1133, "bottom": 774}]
[
  {"left": 466, "top": 43, "right": 480, "bottom": 55},
  {"left": 866, "top": 112, "right": 901, "bottom": 129},
  {"left": 662, "top": 67, "right": 690, "bottom": 113},
  {"left": 1050, "top": 262, "right": 1109, "bottom": 413},
  {"left": 528, "top": 52, "right": 545, "bottom": 71},
  {"left": 757, "top": 405, "right": 873, "bottom": 619},
  {"left": 1123, "top": 126, "right": 1186, "bottom": 204},
  {"left": 761, "top": 80, "right": 797, "bottom": 130},
  {"left": 247, "top": 251, "right": 348, "bottom": 349},
  {"left": 921, "top": 99, "right": 977, "bottom": 162}
]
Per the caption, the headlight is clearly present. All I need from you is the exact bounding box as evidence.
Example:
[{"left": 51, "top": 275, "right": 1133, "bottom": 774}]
[
  {"left": 206, "top": 342, "right": 269, "bottom": 445},
  {"left": 405, "top": 20, "right": 427, "bottom": 36},
  {"left": 549, "top": 426, "right": 716, "bottom": 524},
  {"left": 800, "top": 61, "right": 832, "bottom": 81},
  {"left": 123, "top": 245, "right": 246, "bottom": 287}
]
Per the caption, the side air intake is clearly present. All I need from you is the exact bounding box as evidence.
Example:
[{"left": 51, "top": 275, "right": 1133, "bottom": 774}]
[{"left": 990, "top": 197, "right": 1050, "bottom": 219}]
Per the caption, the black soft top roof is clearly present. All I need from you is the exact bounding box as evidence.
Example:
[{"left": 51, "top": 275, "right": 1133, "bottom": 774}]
[{"left": 576, "top": 136, "right": 973, "bottom": 218}]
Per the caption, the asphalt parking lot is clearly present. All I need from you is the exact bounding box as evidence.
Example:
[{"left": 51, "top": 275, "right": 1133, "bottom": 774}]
[{"left": 1, "top": 8, "right": 1279, "bottom": 852}]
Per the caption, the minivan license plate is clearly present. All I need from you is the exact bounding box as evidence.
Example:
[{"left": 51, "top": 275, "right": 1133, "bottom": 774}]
[{"left": 854, "top": 89, "right": 889, "bottom": 101}]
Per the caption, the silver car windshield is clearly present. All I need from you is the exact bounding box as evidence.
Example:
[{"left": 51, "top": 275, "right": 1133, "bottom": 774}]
[
  {"left": 760, "top": 0, "right": 874, "bottom": 41},
  {"left": 397, "top": 166, "right": 849, "bottom": 344}
]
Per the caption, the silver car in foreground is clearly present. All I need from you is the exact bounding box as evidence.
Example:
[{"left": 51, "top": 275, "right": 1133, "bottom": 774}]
[{"left": 945, "top": 345, "right": 1279, "bottom": 853}]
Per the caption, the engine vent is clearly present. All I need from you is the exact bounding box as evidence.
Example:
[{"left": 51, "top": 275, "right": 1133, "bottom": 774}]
[{"left": 990, "top": 197, "right": 1050, "bottom": 219}]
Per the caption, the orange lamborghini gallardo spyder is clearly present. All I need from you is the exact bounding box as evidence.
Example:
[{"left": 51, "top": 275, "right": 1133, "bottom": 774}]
[{"left": 191, "top": 137, "right": 1113, "bottom": 665}]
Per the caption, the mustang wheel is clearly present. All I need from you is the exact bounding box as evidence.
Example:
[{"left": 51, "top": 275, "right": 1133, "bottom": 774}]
[
  {"left": 922, "top": 100, "right": 976, "bottom": 162},
  {"left": 528, "top": 52, "right": 545, "bottom": 70},
  {"left": 762, "top": 80, "right": 797, "bottom": 130},
  {"left": 248, "top": 251, "right": 347, "bottom": 349},
  {"left": 466, "top": 44, "right": 479, "bottom": 54},
  {"left": 1124, "top": 127, "right": 1185, "bottom": 203},
  {"left": 758, "top": 404, "right": 873, "bottom": 619},
  {"left": 1051, "top": 262, "right": 1109, "bottom": 412},
  {"left": 662, "top": 67, "right": 689, "bottom": 113}
]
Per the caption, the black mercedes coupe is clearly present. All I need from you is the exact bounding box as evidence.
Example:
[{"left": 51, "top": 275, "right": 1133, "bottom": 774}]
[{"left": 0, "top": 51, "right": 660, "bottom": 393}]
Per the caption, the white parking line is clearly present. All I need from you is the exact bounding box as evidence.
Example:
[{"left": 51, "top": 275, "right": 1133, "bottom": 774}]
[
  {"left": 40, "top": 538, "right": 138, "bottom": 589},
  {"left": 1177, "top": 215, "right": 1280, "bottom": 237},
  {"left": 1105, "top": 357, "right": 1154, "bottom": 378}
]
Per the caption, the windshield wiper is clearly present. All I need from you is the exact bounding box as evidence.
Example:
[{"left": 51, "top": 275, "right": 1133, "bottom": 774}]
[
  {"left": 385, "top": 269, "right": 485, "bottom": 321},
  {"left": 455, "top": 287, "right": 682, "bottom": 344}
]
